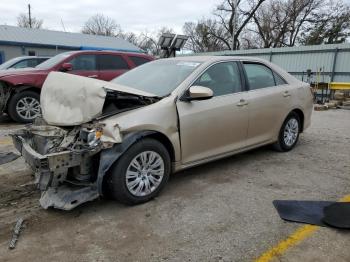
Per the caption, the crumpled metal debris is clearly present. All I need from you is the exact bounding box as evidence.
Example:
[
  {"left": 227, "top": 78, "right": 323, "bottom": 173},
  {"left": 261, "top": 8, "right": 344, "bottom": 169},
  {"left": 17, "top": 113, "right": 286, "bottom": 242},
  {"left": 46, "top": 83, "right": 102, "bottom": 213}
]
[
  {"left": 9, "top": 218, "right": 24, "bottom": 249},
  {"left": 0, "top": 152, "right": 19, "bottom": 165}
]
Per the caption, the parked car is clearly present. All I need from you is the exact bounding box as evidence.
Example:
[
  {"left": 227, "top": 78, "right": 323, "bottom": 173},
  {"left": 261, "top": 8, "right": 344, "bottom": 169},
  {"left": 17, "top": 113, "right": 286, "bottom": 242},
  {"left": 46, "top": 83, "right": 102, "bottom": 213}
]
[
  {"left": 0, "top": 51, "right": 154, "bottom": 123},
  {"left": 0, "top": 56, "right": 50, "bottom": 70},
  {"left": 12, "top": 56, "right": 313, "bottom": 210}
]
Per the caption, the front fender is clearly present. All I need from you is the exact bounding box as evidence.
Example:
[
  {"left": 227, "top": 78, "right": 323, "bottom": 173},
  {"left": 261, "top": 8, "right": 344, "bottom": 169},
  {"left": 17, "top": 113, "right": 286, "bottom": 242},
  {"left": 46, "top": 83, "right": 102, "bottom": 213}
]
[{"left": 96, "top": 130, "right": 156, "bottom": 195}]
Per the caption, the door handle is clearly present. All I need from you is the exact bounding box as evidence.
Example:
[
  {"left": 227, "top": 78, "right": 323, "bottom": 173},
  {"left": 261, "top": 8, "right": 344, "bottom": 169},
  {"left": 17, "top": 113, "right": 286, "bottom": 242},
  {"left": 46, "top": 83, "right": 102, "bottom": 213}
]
[
  {"left": 283, "top": 91, "right": 291, "bottom": 97},
  {"left": 237, "top": 99, "right": 249, "bottom": 107},
  {"left": 88, "top": 75, "right": 98, "bottom": 78}
]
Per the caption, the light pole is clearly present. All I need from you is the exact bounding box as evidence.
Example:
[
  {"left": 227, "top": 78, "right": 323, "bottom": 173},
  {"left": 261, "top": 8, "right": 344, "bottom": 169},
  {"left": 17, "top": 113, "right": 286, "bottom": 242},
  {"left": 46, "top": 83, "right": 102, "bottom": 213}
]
[{"left": 28, "top": 4, "right": 32, "bottom": 28}]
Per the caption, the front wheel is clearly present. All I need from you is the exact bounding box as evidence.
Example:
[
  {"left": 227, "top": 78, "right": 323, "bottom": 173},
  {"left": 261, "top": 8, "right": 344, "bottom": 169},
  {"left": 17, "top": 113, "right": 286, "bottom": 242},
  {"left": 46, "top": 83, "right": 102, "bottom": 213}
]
[
  {"left": 107, "top": 138, "right": 171, "bottom": 205},
  {"left": 7, "top": 91, "right": 41, "bottom": 123},
  {"left": 273, "top": 112, "right": 300, "bottom": 152}
]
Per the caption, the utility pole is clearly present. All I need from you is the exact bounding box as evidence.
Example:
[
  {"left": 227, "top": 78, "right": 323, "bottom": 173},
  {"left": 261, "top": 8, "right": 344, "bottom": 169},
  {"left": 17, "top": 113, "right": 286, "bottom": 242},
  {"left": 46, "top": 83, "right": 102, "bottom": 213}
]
[
  {"left": 232, "top": 0, "right": 238, "bottom": 50},
  {"left": 28, "top": 4, "right": 32, "bottom": 28}
]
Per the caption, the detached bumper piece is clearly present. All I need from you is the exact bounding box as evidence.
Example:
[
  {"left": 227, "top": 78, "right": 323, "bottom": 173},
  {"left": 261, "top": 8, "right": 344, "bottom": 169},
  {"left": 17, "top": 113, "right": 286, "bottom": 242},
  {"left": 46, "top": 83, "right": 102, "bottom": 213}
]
[{"left": 12, "top": 134, "right": 100, "bottom": 210}]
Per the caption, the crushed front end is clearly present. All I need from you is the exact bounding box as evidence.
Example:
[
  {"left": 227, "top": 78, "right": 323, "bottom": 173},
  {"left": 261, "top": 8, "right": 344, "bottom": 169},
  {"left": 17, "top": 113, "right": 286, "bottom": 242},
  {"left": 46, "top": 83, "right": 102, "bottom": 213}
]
[{"left": 11, "top": 119, "right": 106, "bottom": 210}]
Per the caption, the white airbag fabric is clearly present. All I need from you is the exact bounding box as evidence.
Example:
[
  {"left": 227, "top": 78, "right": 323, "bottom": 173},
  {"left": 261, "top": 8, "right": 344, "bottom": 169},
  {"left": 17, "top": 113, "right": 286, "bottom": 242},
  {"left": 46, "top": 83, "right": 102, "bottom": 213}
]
[
  {"left": 41, "top": 72, "right": 155, "bottom": 126},
  {"left": 41, "top": 72, "right": 107, "bottom": 126}
]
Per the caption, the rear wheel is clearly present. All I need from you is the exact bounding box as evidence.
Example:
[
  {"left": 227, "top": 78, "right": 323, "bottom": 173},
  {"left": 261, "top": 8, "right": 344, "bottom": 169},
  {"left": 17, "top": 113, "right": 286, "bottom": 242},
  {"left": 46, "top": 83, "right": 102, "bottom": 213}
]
[
  {"left": 273, "top": 112, "right": 300, "bottom": 152},
  {"left": 8, "top": 90, "right": 41, "bottom": 123},
  {"left": 107, "top": 138, "right": 171, "bottom": 205}
]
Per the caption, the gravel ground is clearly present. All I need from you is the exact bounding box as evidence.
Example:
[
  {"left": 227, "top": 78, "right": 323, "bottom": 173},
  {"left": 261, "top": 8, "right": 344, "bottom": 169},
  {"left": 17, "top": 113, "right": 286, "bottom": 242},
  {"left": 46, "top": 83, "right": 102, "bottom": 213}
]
[{"left": 0, "top": 110, "right": 349, "bottom": 262}]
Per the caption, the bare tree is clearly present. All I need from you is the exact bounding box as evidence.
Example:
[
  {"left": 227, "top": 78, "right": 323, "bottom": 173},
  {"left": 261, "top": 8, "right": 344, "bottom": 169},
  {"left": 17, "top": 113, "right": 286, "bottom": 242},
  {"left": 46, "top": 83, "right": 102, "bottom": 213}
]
[
  {"left": 214, "top": 0, "right": 267, "bottom": 50},
  {"left": 251, "top": 0, "right": 323, "bottom": 47},
  {"left": 17, "top": 13, "right": 43, "bottom": 29},
  {"left": 183, "top": 19, "right": 228, "bottom": 52},
  {"left": 118, "top": 31, "right": 141, "bottom": 47},
  {"left": 300, "top": 0, "right": 350, "bottom": 45},
  {"left": 82, "top": 14, "right": 121, "bottom": 36},
  {"left": 136, "top": 27, "right": 175, "bottom": 55}
]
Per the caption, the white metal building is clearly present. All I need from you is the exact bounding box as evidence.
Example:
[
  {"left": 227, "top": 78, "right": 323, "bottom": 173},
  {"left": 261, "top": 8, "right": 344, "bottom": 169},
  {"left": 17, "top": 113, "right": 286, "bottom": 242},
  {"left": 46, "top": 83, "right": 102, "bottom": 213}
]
[{"left": 0, "top": 25, "right": 141, "bottom": 63}]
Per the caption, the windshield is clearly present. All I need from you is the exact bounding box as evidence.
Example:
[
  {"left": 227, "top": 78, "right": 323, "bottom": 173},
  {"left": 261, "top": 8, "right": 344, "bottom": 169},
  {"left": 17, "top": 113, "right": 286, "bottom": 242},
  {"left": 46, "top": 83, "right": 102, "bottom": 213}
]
[
  {"left": 111, "top": 59, "right": 201, "bottom": 96},
  {"left": 36, "top": 52, "right": 74, "bottom": 69},
  {"left": 0, "top": 57, "right": 22, "bottom": 70}
]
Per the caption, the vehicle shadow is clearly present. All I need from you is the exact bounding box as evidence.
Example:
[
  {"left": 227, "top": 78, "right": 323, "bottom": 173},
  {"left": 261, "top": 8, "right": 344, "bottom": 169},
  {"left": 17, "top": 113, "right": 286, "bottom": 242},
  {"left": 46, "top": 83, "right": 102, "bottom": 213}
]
[{"left": 57, "top": 145, "right": 274, "bottom": 215}]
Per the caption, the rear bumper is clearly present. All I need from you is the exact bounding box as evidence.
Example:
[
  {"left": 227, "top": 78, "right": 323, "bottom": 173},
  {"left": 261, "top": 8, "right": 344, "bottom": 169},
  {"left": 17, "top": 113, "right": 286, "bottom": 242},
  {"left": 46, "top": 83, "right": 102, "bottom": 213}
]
[{"left": 12, "top": 134, "right": 100, "bottom": 210}]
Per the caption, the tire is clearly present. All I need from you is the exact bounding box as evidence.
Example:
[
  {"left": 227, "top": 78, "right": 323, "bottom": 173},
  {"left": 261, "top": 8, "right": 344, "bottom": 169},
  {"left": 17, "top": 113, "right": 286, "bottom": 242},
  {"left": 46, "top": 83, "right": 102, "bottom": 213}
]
[
  {"left": 107, "top": 138, "right": 171, "bottom": 205},
  {"left": 273, "top": 112, "right": 301, "bottom": 152},
  {"left": 7, "top": 90, "right": 41, "bottom": 123}
]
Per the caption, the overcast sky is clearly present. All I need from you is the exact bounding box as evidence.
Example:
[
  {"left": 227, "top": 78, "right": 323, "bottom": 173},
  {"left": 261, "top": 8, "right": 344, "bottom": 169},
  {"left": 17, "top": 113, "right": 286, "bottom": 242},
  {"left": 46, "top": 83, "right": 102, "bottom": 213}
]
[{"left": 1, "top": 0, "right": 219, "bottom": 34}]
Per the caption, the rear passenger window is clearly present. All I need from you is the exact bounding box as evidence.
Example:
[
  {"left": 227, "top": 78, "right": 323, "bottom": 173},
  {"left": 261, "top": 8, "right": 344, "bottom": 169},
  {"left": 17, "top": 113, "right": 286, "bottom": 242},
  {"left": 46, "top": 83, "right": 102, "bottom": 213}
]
[
  {"left": 69, "top": 55, "right": 97, "bottom": 70},
  {"left": 193, "top": 62, "right": 242, "bottom": 97},
  {"left": 243, "top": 63, "right": 275, "bottom": 90},
  {"left": 98, "top": 55, "right": 129, "bottom": 70},
  {"left": 273, "top": 72, "right": 287, "bottom": 85},
  {"left": 129, "top": 56, "right": 150, "bottom": 66}
]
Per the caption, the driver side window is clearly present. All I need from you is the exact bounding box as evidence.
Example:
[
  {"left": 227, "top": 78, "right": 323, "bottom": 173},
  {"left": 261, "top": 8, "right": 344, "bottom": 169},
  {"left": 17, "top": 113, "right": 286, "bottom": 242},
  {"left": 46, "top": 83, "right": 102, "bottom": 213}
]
[{"left": 193, "top": 62, "right": 242, "bottom": 97}]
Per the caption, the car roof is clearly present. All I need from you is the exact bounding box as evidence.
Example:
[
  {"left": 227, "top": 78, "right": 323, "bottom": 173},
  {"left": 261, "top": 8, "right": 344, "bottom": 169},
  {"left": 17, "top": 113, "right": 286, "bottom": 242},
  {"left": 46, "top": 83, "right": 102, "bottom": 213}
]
[
  {"left": 63, "top": 50, "right": 151, "bottom": 57},
  {"left": 10, "top": 56, "right": 51, "bottom": 60},
  {"left": 170, "top": 55, "right": 268, "bottom": 63}
]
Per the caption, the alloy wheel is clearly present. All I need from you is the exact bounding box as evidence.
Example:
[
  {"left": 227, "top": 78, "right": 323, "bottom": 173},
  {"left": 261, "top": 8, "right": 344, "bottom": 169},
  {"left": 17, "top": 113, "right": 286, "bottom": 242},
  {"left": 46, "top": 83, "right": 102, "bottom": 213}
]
[
  {"left": 283, "top": 118, "right": 299, "bottom": 147},
  {"left": 16, "top": 97, "right": 41, "bottom": 120},
  {"left": 125, "top": 151, "right": 165, "bottom": 197}
]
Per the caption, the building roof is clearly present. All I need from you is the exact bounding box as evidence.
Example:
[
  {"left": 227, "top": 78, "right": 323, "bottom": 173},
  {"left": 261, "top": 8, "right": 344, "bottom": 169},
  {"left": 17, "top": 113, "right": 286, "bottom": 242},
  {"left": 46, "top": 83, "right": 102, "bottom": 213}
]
[{"left": 0, "top": 25, "right": 141, "bottom": 52}]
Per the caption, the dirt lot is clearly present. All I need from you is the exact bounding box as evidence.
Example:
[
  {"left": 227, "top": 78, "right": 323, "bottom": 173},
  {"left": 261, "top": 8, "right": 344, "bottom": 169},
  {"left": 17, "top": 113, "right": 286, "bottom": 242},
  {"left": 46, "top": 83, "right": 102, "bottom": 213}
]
[{"left": 0, "top": 109, "right": 349, "bottom": 262}]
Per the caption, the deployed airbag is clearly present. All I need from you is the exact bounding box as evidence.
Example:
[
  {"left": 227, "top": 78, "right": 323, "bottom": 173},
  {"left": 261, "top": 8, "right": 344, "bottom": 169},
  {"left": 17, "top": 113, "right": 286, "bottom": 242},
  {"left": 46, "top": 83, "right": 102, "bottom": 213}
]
[
  {"left": 40, "top": 72, "right": 156, "bottom": 126},
  {"left": 41, "top": 72, "right": 106, "bottom": 126}
]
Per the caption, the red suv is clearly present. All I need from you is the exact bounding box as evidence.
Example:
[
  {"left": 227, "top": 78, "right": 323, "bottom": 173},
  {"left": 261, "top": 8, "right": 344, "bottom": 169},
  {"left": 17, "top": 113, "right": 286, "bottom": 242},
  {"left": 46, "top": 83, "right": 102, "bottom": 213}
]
[{"left": 0, "top": 50, "right": 154, "bottom": 123}]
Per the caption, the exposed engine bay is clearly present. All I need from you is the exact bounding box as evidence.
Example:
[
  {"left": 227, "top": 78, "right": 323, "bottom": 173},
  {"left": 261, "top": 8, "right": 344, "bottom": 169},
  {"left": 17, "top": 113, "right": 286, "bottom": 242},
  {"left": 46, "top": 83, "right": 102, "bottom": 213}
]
[{"left": 100, "top": 89, "right": 160, "bottom": 119}]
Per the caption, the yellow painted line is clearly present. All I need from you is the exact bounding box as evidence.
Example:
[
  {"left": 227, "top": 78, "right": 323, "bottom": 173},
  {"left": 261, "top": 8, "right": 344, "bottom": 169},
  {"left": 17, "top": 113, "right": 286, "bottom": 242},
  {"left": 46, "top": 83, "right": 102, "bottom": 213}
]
[{"left": 254, "top": 194, "right": 350, "bottom": 262}]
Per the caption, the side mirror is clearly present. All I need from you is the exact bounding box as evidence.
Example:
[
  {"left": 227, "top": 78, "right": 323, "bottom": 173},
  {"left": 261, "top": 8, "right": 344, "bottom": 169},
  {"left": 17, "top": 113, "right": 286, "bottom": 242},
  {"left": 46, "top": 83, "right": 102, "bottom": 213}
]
[
  {"left": 60, "top": 63, "right": 73, "bottom": 72},
  {"left": 184, "top": 86, "right": 213, "bottom": 101}
]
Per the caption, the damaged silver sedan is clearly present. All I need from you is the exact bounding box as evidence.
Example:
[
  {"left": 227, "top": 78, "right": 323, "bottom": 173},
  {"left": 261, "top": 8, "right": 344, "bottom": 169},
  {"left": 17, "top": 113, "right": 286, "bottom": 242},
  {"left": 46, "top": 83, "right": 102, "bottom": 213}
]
[{"left": 12, "top": 56, "right": 313, "bottom": 210}]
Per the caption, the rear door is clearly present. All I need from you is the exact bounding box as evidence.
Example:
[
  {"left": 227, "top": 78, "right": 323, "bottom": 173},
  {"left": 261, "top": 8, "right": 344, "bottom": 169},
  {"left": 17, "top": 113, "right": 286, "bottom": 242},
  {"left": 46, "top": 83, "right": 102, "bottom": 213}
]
[
  {"left": 242, "top": 62, "right": 291, "bottom": 146},
  {"left": 97, "top": 54, "right": 130, "bottom": 81},
  {"left": 67, "top": 54, "right": 99, "bottom": 78},
  {"left": 177, "top": 61, "right": 249, "bottom": 164}
]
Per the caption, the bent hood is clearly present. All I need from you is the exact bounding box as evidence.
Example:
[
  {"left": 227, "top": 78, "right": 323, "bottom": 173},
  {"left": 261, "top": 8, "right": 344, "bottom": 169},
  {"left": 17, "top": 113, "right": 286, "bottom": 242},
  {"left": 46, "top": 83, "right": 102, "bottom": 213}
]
[{"left": 41, "top": 72, "right": 156, "bottom": 126}]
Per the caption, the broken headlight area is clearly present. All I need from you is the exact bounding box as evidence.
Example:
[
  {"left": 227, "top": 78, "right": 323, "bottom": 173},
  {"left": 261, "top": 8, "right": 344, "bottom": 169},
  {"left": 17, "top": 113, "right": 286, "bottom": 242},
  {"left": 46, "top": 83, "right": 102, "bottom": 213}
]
[
  {"left": 79, "top": 127, "right": 103, "bottom": 147},
  {"left": 11, "top": 119, "right": 107, "bottom": 210}
]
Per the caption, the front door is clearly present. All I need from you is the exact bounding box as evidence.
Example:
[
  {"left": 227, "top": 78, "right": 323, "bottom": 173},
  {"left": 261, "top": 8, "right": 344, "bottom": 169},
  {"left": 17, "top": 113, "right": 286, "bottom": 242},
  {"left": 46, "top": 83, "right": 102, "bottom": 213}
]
[{"left": 176, "top": 61, "right": 249, "bottom": 164}]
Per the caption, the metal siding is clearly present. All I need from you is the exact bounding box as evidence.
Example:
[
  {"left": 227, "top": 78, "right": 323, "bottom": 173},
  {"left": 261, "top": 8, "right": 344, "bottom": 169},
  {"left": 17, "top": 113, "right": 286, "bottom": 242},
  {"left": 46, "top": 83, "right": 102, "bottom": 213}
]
[
  {"left": 0, "top": 45, "right": 73, "bottom": 61},
  {"left": 272, "top": 52, "right": 334, "bottom": 72},
  {"left": 186, "top": 43, "right": 350, "bottom": 82},
  {"left": 333, "top": 75, "right": 350, "bottom": 82},
  {"left": 334, "top": 51, "right": 350, "bottom": 73},
  {"left": 0, "top": 46, "right": 22, "bottom": 60}
]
